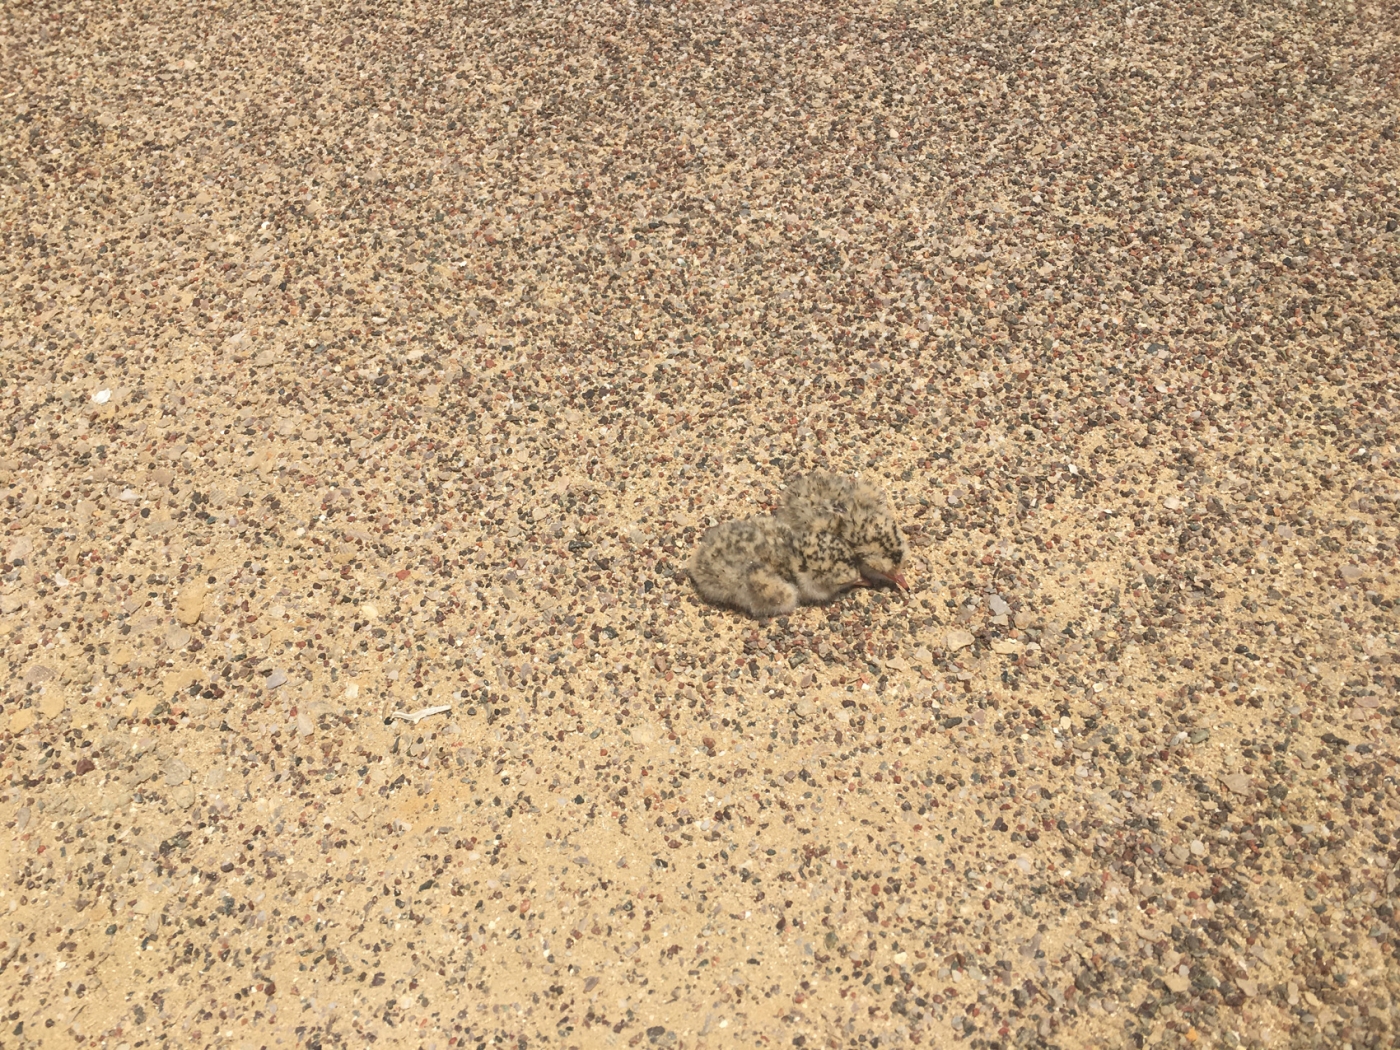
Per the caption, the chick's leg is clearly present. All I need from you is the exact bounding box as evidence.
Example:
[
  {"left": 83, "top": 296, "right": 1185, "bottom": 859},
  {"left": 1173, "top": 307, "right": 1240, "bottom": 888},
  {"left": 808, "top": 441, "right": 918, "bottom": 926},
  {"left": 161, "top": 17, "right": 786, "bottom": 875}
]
[{"left": 743, "top": 567, "right": 799, "bottom": 618}]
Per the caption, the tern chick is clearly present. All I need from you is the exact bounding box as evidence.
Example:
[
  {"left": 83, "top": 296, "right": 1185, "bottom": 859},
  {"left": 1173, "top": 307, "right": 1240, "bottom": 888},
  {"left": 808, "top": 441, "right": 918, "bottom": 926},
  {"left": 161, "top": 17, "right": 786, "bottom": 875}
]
[{"left": 686, "top": 472, "right": 908, "bottom": 618}]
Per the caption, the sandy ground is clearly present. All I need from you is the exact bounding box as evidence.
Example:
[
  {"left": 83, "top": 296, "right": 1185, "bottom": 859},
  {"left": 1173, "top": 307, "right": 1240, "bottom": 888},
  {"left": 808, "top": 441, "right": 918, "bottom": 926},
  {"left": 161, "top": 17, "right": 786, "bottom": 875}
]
[{"left": 2, "top": 1, "right": 1399, "bottom": 1048}]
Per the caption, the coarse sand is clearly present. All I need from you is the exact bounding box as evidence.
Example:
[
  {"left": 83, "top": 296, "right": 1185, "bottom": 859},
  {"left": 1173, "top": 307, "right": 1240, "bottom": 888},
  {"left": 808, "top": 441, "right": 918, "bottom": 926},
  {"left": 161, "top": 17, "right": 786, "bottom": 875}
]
[{"left": 2, "top": 1, "right": 1399, "bottom": 1049}]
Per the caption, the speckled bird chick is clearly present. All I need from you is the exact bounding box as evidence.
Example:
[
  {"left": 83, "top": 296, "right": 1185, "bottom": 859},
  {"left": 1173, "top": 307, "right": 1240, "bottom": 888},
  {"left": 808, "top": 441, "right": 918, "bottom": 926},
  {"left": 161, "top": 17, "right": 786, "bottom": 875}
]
[
  {"left": 686, "top": 472, "right": 908, "bottom": 618},
  {"left": 778, "top": 471, "right": 909, "bottom": 592}
]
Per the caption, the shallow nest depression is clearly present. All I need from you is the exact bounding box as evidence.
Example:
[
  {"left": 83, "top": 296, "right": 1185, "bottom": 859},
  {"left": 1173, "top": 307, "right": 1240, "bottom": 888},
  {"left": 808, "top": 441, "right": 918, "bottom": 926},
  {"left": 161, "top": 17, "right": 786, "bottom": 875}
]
[{"left": 2, "top": 1, "right": 1399, "bottom": 1049}]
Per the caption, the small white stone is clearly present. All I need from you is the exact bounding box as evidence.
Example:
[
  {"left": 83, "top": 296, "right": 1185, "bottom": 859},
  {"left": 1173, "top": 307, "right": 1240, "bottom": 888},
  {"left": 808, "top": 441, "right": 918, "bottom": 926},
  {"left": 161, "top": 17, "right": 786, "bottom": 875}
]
[
  {"left": 92, "top": 389, "right": 112, "bottom": 404},
  {"left": 944, "top": 629, "right": 975, "bottom": 651},
  {"left": 1221, "top": 772, "right": 1252, "bottom": 794}
]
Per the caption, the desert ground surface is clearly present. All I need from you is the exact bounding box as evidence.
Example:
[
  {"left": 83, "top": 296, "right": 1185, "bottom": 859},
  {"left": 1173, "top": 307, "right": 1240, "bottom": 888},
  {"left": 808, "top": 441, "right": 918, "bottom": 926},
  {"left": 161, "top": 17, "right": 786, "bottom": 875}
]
[{"left": 2, "top": 1, "right": 1399, "bottom": 1048}]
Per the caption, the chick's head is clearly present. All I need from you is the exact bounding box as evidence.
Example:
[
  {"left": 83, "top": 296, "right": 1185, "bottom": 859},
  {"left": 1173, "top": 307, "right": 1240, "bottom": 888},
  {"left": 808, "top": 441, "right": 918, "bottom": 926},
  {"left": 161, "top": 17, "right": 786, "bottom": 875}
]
[{"left": 842, "top": 482, "right": 908, "bottom": 590}]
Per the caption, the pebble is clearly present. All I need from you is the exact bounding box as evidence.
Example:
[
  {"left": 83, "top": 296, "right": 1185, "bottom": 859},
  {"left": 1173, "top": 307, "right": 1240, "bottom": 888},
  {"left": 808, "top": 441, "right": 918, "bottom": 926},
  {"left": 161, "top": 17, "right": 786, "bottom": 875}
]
[
  {"left": 174, "top": 582, "right": 206, "bottom": 625},
  {"left": 945, "top": 629, "right": 977, "bottom": 651}
]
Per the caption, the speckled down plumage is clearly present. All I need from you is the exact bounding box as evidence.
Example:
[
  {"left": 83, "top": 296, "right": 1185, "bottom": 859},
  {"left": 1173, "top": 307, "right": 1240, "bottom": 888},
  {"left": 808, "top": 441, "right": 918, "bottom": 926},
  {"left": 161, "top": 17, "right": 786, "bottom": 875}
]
[{"left": 687, "top": 472, "right": 907, "bottom": 616}]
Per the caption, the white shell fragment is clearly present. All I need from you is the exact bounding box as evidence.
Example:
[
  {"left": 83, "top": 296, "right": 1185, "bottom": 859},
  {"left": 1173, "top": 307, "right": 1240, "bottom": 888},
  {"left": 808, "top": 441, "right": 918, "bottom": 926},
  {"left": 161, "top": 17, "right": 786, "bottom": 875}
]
[{"left": 386, "top": 704, "right": 453, "bottom": 725}]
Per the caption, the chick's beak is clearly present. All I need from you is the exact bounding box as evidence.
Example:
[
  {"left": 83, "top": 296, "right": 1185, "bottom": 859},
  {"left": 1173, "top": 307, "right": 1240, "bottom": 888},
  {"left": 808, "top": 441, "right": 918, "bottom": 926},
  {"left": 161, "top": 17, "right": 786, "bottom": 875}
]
[{"left": 859, "top": 564, "right": 909, "bottom": 592}]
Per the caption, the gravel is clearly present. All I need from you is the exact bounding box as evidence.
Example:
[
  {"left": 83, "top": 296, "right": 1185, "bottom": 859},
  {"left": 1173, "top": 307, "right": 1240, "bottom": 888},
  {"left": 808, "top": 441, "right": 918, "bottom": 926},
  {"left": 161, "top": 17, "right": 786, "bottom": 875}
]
[{"left": 1, "top": 1, "right": 1398, "bottom": 1048}]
